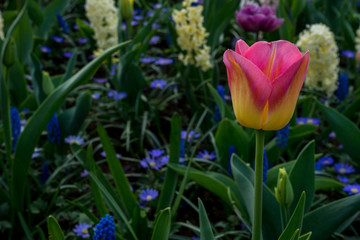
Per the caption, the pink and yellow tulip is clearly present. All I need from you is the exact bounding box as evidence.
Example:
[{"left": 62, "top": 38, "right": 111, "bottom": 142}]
[{"left": 223, "top": 40, "right": 309, "bottom": 131}]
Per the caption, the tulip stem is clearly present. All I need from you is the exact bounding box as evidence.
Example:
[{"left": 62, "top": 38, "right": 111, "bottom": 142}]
[{"left": 252, "top": 130, "right": 265, "bottom": 240}]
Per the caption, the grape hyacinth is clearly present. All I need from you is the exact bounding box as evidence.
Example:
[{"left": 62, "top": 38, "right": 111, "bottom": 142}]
[
  {"left": 47, "top": 113, "right": 61, "bottom": 144},
  {"left": 93, "top": 214, "right": 115, "bottom": 240},
  {"left": 335, "top": 73, "right": 348, "bottom": 101},
  {"left": 10, "top": 106, "right": 21, "bottom": 151},
  {"left": 275, "top": 124, "right": 289, "bottom": 149}
]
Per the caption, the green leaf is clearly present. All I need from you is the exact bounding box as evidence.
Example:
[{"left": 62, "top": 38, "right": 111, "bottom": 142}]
[
  {"left": 47, "top": 216, "right": 65, "bottom": 240},
  {"left": 198, "top": 199, "right": 215, "bottom": 240},
  {"left": 298, "top": 232, "right": 312, "bottom": 240},
  {"left": 291, "top": 0, "right": 307, "bottom": 21},
  {"left": 289, "top": 141, "right": 315, "bottom": 213},
  {"left": 150, "top": 208, "right": 171, "bottom": 240},
  {"left": 207, "top": 83, "right": 234, "bottom": 121},
  {"left": 215, "top": 119, "right": 249, "bottom": 169},
  {"left": 13, "top": 11, "right": 33, "bottom": 64},
  {"left": 317, "top": 102, "right": 360, "bottom": 161},
  {"left": 60, "top": 50, "right": 77, "bottom": 84},
  {"left": 302, "top": 194, "right": 360, "bottom": 240},
  {"left": 7, "top": 61, "right": 28, "bottom": 106},
  {"left": 18, "top": 212, "right": 34, "bottom": 240},
  {"left": 11, "top": 41, "right": 131, "bottom": 213},
  {"left": 278, "top": 192, "right": 306, "bottom": 240},
  {"left": 27, "top": 0, "right": 44, "bottom": 25},
  {"left": 315, "top": 176, "right": 343, "bottom": 191},
  {"left": 97, "top": 123, "right": 139, "bottom": 216},
  {"left": 157, "top": 114, "right": 181, "bottom": 212},
  {"left": 29, "top": 54, "right": 46, "bottom": 105},
  {"left": 289, "top": 229, "right": 300, "bottom": 240}
]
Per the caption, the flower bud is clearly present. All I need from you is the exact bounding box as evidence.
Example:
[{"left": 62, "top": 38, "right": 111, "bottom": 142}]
[
  {"left": 42, "top": 71, "right": 54, "bottom": 95},
  {"left": 274, "top": 168, "right": 294, "bottom": 207},
  {"left": 119, "top": 0, "right": 134, "bottom": 20}
]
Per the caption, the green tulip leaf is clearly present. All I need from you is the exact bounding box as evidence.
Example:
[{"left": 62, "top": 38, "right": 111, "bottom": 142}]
[
  {"left": 151, "top": 208, "right": 171, "bottom": 240},
  {"left": 198, "top": 198, "right": 215, "bottom": 240}
]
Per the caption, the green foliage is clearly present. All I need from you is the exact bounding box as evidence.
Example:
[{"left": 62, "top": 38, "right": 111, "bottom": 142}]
[
  {"left": 198, "top": 198, "right": 215, "bottom": 240},
  {"left": 47, "top": 216, "right": 65, "bottom": 240},
  {"left": 150, "top": 208, "right": 171, "bottom": 240}
]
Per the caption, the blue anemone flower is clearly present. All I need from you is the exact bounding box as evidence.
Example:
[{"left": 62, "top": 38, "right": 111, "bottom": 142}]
[{"left": 139, "top": 188, "right": 159, "bottom": 201}]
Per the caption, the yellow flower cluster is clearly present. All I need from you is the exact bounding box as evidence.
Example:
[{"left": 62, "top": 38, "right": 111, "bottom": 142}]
[
  {"left": 355, "top": 27, "right": 360, "bottom": 52},
  {"left": 296, "top": 23, "right": 339, "bottom": 96},
  {"left": 0, "top": 11, "right": 4, "bottom": 40},
  {"left": 85, "top": 0, "right": 118, "bottom": 52},
  {"left": 172, "top": 0, "right": 212, "bottom": 71}
]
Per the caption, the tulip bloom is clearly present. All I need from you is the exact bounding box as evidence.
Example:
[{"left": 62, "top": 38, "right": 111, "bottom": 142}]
[{"left": 223, "top": 40, "right": 309, "bottom": 130}]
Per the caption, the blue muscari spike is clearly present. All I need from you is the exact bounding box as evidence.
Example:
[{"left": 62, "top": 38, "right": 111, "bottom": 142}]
[
  {"left": 213, "top": 85, "right": 226, "bottom": 122},
  {"left": 335, "top": 73, "right": 348, "bottom": 101},
  {"left": 56, "top": 13, "right": 70, "bottom": 34},
  {"left": 276, "top": 124, "right": 289, "bottom": 149},
  {"left": 10, "top": 106, "right": 21, "bottom": 152},
  {"left": 47, "top": 113, "right": 61, "bottom": 144},
  {"left": 40, "top": 161, "right": 50, "bottom": 185},
  {"left": 180, "top": 139, "right": 185, "bottom": 158},
  {"left": 228, "top": 145, "right": 236, "bottom": 176},
  {"left": 93, "top": 214, "right": 115, "bottom": 240},
  {"left": 263, "top": 149, "right": 268, "bottom": 183}
]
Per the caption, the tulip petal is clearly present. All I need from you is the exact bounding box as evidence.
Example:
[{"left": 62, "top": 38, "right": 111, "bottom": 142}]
[
  {"left": 223, "top": 50, "right": 272, "bottom": 129},
  {"left": 262, "top": 52, "right": 309, "bottom": 130},
  {"left": 235, "top": 40, "right": 250, "bottom": 55},
  {"left": 244, "top": 40, "right": 303, "bottom": 81}
]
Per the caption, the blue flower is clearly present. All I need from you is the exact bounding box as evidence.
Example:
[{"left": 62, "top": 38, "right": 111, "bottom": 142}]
[
  {"left": 56, "top": 13, "right": 70, "bottom": 34},
  {"left": 133, "top": 15, "right": 144, "bottom": 21},
  {"left": 140, "top": 149, "right": 168, "bottom": 170},
  {"left": 114, "top": 92, "right": 127, "bottom": 101},
  {"left": 147, "top": 11, "right": 155, "bottom": 17},
  {"left": 263, "top": 149, "right": 268, "bottom": 183},
  {"left": 93, "top": 214, "right": 115, "bottom": 240},
  {"left": 150, "top": 79, "right": 167, "bottom": 89},
  {"left": 334, "top": 163, "right": 355, "bottom": 174},
  {"left": 296, "top": 117, "right": 320, "bottom": 126},
  {"left": 92, "top": 93, "right": 101, "bottom": 99},
  {"left": 315, "top": 162, "right": 323, "bottom": 171},
  {"left": 152, "top": 3, "right": 162, "bottom": 9},
  {"left": 80, "top": 170, "right": 89, "bottom": 178},
  {"left": 10, "top": 106, "right": 21, "bottom": 151},
  {"left": 335, "top": 73, "right": 348, "bottom": 101},
  {"left": 341, "top": 50, "right": 355, "bottom": 58},
  {"left": 181, "top": 130, "right": 200, "bottom": 142},
  {"left": 52, "top": 36, "right": 64, "bottom": 43},
  {"left": 47, "top": 113, "right": 61, "bottom": 144},
  {"left": 318, "top": 156, "right": 334, "bottom": 166},
  {"left": 328, "top": 131, "right": 336, "bottom": 139},
  {"left": 64, "top": 135, "right": 84, "bottom": 145},
  {"left": 149, "top": 35, "right": 160, "bottom": 45},
  {"left": 228, "top": 145, "right": 236, "bottom": 175},
  {"left": 213, "top": 85, "right": 226, "bottom": 122},
  {"left": 155, "top": 57, "right": 174, "bottom": 65},
  {"left": 100, "top": 151, "right": 122, "bottom": 159},
  {"left": 40, "top": 46, "right": 51, "bottom": 53},
  {"left": 152, "top": 23, "right": 160, "bottom": 29},
  {"left": 63, "top": 51, "right": 73, "bottom": 58},
  {"left": 32, "top": 148, "right": 42, "bottom": 159},
  {"left": 276, "top": 124, "right": 289, "bottom": 149},
  {"left": 73, "top": 222, "right": 92, "bottom": 238},
  {"left": 337, "top": 175, "right": 349, "bottom": 183},
  {"left": 40, "top": 161, "right": 50, "bottom": 185},
  {"left": 343, "top": 184, "right": 360, "bottom": 195},
  {"left": 109, "top": 64, "right": 117, "bottom": 76},
  {"left": 78, "top": 38, "right": 89, "bottom": 44},
  {"left": 139, "top": 188, "right": 159, "bottom": 201},
  {"left": 196, "top": 150, "right": 216, "bottom": 160},
  {"left": 93, "top": 78, "right": 108, "bottom": 84},
  {"left": 140, "top": 57, "right": 156, "bottom": 63}
]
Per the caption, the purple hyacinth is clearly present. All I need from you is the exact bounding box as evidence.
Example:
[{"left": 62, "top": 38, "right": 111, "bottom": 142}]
[{"left": 236, "top": 3, "right": 284, "bottom": 32}]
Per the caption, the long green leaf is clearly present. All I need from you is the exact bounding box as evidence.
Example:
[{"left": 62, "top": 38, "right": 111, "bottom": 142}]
[
  {"left": 302, "top": 194, "right": 360, "bottom": 240},
  {"left": 13, "top": 11, "right": 33, "bottom": 64},
  {"left": 289, "top": 141, "right": 315, "bottom": 213},
  {"left": 278, "top": 192, "right": 306, "bottom": 240},
  {"left": 317, "top": 102, "right": 360, "bottom": 161},
  {"left": 150, "top": 208, "right": 171, "bottom": 240},
  {"left": 11, "top": 41, "right": 131, "bottom": 213},
  {"left": 198, "top": 199, "right": 215, "bottom": 240},
  {"left": 47, "top": 216, "right": 65, "bottom": 240},
  {"left": 0, "top": 0, "right": 28, "bottom": 162},
  {"left": 315, "top": 176, "right": 343, "bottom": 191},
  {"left": 157, "top": 114, "right": 181, "bottom": 212},
  {"left": 97, "top": 123, "right": 138, "bottom": 216},
  {"left": 18, "top": 212, "right": 34, "bottom": 240}
]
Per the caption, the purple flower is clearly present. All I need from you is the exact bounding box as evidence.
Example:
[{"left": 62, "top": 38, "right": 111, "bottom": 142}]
[
  {"left": 93, "top": 78, "right": 108, "bottom": 84},
  {"left": 80, "top": 170, "right": 89, "bottom": 177},
  {"left": 152, "top": 3, "right": 162, "bottom": 9},
  {"left": 147, "top": 11, "right": 155, "bottom": 17},
  {"left": 139, "top": 188, "right": 159, "bottom": 201},
  {"left": 92, "top": 93, "right": 101, "bottom": 99},
  {"left": 296, "top": 117, "right": 320, "bottom": 126},
  {"left": 341, "top": 50, "right": 355, "bottom": 58},
  {"left": 64, "top": 135, "right": 85, "bottom": 145},
  {"left": 140, "top": 57, "right": 156, "bottom": 63},
  {"left": 337, "top": 176, "right": 349, "bottom": 183},
  {"left": 155, "top": 57, "right": 174, "bottom": 65},
  {"left": 100, "top": 151, "right": 122, "bottom": 159},
  {"left": 150, "top": 79, "right": 167, "bottom": 89},
  {"left": 149, "top": 35, "right": 161, "bottom": 45},
  {"left": 140, "top": 149, "right": 168, "bottom": 170},
  {"left": 318, "top": 156, "right": 334, "bottom": 166},
  {"left": 63, "top": 51, "right": 73, "bottom": 58},
  {"left": 236, "top": 3, "right": 284, "bottom": 32},
  {"left": 114, "top": 92, "right": 127, "bottom": 101},
  {"left": 343, "top": 184, "right": 360, "bottom": 195},
  {"left": 108, "top": 90, "right": 117, "bottom": 98},
  {"left": 196, "top": 150, "right": 216, "bottom": 160},
  {"left": 328, "top": 131, "right": 336, "bottom": 139},
  {"left": 73, "top": 223, "right": 92, "bottom": 238},
  {"left": 334, "top": 163, "right": 356, "bottom": 174},
  {"left": 78, "top": 38, "right": 89, "bottom": 44},
  {"left": 52, "top": 36, "right": 64, "bottom": 43},
  {"left": 152, "top": 23, "right": 160, "bottom": 29},
  {"left": 181, "top": 130, "right": 200, "bottom": 142},
  {"left": 40, "top": 46, "right": 51, "bottom": 53},
  {"left": 134, "top": 15, "right": 144, "bottom": 21}
]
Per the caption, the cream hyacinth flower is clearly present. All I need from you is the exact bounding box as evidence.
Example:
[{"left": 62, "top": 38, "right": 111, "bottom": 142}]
[
  {"left": 85, "top": 0, "right": 118, "bottom": 52},
  {"left": 172, "top": 0, "right": 212, "bottom": 71},
  {"left": 296, "top": 23, "right": 339, "bottom": 96},
  {"left": 0, "top": 11, "right": 4, "bottom": 40},
  {"left": 355, "top": 27, "right": 360, "bottom": 52}
]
